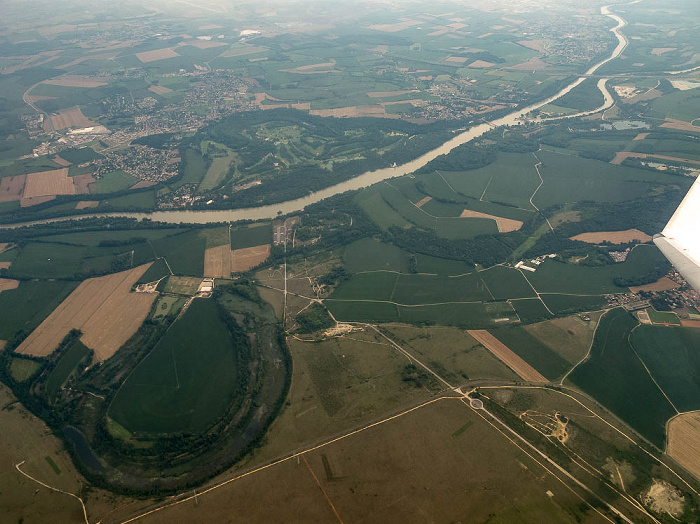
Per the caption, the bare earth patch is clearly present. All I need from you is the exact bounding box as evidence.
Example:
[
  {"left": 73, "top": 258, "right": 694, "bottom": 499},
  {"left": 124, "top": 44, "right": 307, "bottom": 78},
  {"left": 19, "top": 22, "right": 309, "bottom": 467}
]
[
  {"left": 415, "top": 196, "right": 432, "bottom": 208},
  {"left": 76, "top": 201, "right": 99, "bottom": 210},
  {"left": 460, "top": 209, "right": 523, "bottom": 232},
  {"left": 629, "top": 277, "right": 680, "bottom": 293},
  {"left": 204, "top": 245, "right": 233, "bottom": 279},
  {"left": 661, "top": 118, "right": 700, "bottom": 132},
  {"left": 468, "top": 330, "right": 547, "bottom": 382},
  {"left": 45, "top": 106, "right": 96, "bottom": 131},
  {"left": 0, "top": 175, "right": 25, "bottom": 202},
  {"left": 651, "top": 47, "right": 676, "bottom": 55},
  {"left": 667, "top": 412, "right": 700, "bottom": 482},
  {"left": 71, "top": 173, "right": 95, "bottom": 194},
  {"left": 643, "top": 479, "right": 684, "bottom": 517},
  {"left": 43, "top": 75, "right": 108, "bottom": 88},
  {"left": 16, "top": 264, "right": 156, "bottom": 361},
  {"left": 570, "top": 229, "right": 652, "bottom": 244},
  {"left": 22, "top": 168, "right": 75, "bottom": 199},
  {"left": 232, "top": 245, "right": 271, "bottom": 273},
  {"left": 0, "top": 278, "right": 20, "bottom": 292},
  {"left": 136, "top": 47, "right": 180, "bottom": 63},
  {"left": 468, "top": 60, "right": 495, "bottom": 68},
  {"left": 633, "top": 133, "right": 649, "bottom": 141},
  {"left": 148, "top": 85, "right": 173, "bottom": 95}
]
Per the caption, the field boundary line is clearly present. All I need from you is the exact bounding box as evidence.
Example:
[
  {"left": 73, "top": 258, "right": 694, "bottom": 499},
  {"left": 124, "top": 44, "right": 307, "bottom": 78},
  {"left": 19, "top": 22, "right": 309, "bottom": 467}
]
[
  {"left": 15, "top": 460, "right": 89, "bottom": 524},
  {"left": 301, "top": 454, "right": 345, "bottom": 524},
  {"left": 560, "top": 309, "right": 605, "bottom": 385},
  {"left": 627, "top": 325, "right": 679, "bottom": 414}
]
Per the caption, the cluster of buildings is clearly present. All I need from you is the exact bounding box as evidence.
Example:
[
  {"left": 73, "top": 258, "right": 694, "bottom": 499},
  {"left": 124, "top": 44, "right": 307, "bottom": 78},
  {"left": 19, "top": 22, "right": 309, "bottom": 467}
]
[{"left": 93, "top": 145, "right": 180, "bottom": 182}]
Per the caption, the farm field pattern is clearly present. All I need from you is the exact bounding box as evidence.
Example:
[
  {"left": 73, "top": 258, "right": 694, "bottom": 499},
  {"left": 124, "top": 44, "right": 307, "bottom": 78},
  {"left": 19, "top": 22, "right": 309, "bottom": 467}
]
[{"left": 1, "top": 0, "right": 700, "bottom": 523}]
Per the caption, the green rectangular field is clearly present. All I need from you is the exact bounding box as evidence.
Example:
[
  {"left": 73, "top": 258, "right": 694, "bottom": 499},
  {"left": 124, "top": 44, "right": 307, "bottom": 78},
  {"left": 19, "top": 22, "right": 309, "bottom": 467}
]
[
  {"left": 479, "top": 266, "right": 537, "bottom": 300},
  {"left": 391, "top": 272, "right": 490, "bottom": 305},
  {"left": 45, "top": 339, "right": 90, "bottom": 401},
  {"left": 231, "top": 223, "right": 272, "bottom": 250},
  {"left": 151, "top": 230, "right": 205, "bottom": 276},
  {"left": 646, "top": 308, "right": 681, "bottom": 325},
  {"left": 510, "top": 298, "right": 553, "bottom": 324},
  {"left": 324, "top": 300, "right": 401, "bottom": 323},
  {"left": 331, "top": 272, "right": 399, "bottom": 301},
  {"left": 488, "top": 326, "right": 571, "bottom": 380},
  {"left": 568, "top": 308, "right": 676, "bottom": 448},
  {"left": 540, "top": 294, "right": 607, "bottom": 316},
  {"left": 89, "top": 170, "right": 139, "bottom": 193},
  {"left": 342, "top": 238, "right": 411, "bottom": 274},
  {"left": 630, "top": 325, "right": 700, "bottom": 412}
]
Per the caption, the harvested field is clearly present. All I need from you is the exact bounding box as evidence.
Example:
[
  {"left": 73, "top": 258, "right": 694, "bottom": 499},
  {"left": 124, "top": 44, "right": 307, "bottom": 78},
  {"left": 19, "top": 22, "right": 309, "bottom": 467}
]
[
  {"left": 129, "top": 180, "right": 157, "bottom": 190},
  {"left": 71, "top": 173, "right": 95, "bottom": 194},
  {"left": 508, "top": 57, "right": 550, "bottom": 71},
  {"left": 0, "top": 174, "right": 25, "bottom": 202},
  {"left": 660, "top": 118, "right": 700, "bottom": 132},
  {"left": 0, "top": 278, "right": 20, "bottom": 292},
  {"left": 43, "top": 75, "right": 108, "bottom": 88},
  {"left": 232, "top": 244, "right": 270, "bottom": 273},
  {"left": 148, "top": 85, "right": 173, "bottom": 95},
  {"left": 611, "top": 151, "right": 700, "bottom": 166},
  {"left": 415, "top": 196, "right": 432, "bottom": 207},
  {"left": 629, "top": 277, "right": 680, "bottom": 293},
  {"left": 667, "top": 412, "right": 700, "bottom": 481},
  {"left": 368, "top": 20, "right": 421, "bottom": 32},
  {"left": 280, "top": 62, "right": 338, "bottom": 74},
  {"left": 52, "top": 155, "right": 71, "bottom": 166},
  {"left": 185, "top": 40, "right": 228, "bottom": 49},
  {"left": 633, "top": 133, "right": 649, "bottom": 141},
  {"left": 468, "top": 330, "right": 547, "bottom": 382},
  {"left": 681, "top": 320, "right": 700, "bottom": 328},
  {"left": 45, "top": 106, "right": 96, "bottom": 131},
  {"left": 0, "top": 243, "right": 13, "bottom": 253},
  {"left": 310, "top": 105, "right": 397, "bottom": 118},
  {"left": 16, "top": 264, "right": 156, "bottom": 361},
  {"left": 20, "top": 196, "right": 55, "bottom": 207},
  {"left": 204, "top": 245, "right": 232, "bottom": 279},
  {"left": 23, "top": 168, "right": 75, "bottom": 198},
  {"left": 136, "top": 47, "right": 180, "bottom": 63},
  {"left": 468, "top": 60, "right": 495, "bottom": 68},
  {"left": 518, "top": 39, "right": 547, "bottom": 52},
  {"left": 460, "top": 209, "right": 523, "bottom": 232},
  {"left": 570, "top": 229, "right": 652, "bottom": 244},
  {"left": 75, "top": 201, "right": 98, "bottom": 209},
  {"left": 367, "top": 90, "right": 418, "bottom": 98},
  {"left": 445, "top": 56, "right": 469, "bottom": 63}
]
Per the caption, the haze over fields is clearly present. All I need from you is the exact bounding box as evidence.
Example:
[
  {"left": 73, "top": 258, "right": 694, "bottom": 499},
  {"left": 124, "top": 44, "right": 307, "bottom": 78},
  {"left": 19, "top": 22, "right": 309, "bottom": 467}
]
[{"left": 0, "top": 0, "right": 700, "bottom": 522}]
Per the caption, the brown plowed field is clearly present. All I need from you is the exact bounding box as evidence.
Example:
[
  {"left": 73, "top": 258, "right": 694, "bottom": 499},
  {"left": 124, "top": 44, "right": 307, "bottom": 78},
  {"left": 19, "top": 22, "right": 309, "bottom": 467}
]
[
  {"left": 415, "top": 196, "right": 432, "bottom": 207},
  {"left": 0, "top": 278, "right": 19, "bottom": 292},
  {"left": 71, "top": 173, "right": 95, "bottom": 194},
  {"left": 43, "top": 75, "right": 108, "bottom": 88},
  {"left": 45, "top": 106, "right": 96, "bottom": 131},
  {"left": 16, "top": 264, "right": 156, "bottom": 361},
  {"left": 667, "top": 412, "right": 700, "bottom": 481},
  {"left": 75, "top": 201, "right": 99, "bottom": 210},
  {"left": 136, "top": 47, "right": 180, "bottom": 63},
  {"left": 460, "top": 209, "right": 523, "bottom": 232},
  {"left": 570, "top": 229, "right": 652, "bottom": 244},
  {"left": 232, "top": 245, "right": 271, "bottom": 273},
  {"left": 20, "top": 195, "right": 56, "bottom": 207},
  {"left": 23, "top": 168, "right": 75, "bottom": 198},
  {"left": 0, "top": 175, "right": 25, "bottom": 202},
  {"left": 468, "top": 330, "right": 547, "bottom": 382},
  {"left": 660, "top": 118, "right": 700, "bottom": 132},
  {"left": 0, "top": 262, "right": 11, "bottom": 270},
  {"left": 0, "top": 243, "right": 13, "bottom": 253},
  {"left": 52, "top": 155, "right": 71, "bottom": 166},
  {"left": 204, "top": 245, "right": 232, "bottom": 279}
]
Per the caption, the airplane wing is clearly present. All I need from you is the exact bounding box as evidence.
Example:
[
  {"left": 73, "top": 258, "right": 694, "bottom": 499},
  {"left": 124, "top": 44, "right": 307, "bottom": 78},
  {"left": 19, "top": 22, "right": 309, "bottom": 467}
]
[{"left": 653, "top": 175, "right": 700, "bottom": 292}]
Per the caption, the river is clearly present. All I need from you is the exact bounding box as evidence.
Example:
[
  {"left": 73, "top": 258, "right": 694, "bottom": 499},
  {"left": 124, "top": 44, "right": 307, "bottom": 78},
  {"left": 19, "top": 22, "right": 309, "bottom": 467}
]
[{"left": 3, "top": 5, "right": 629, "bottom": 229}]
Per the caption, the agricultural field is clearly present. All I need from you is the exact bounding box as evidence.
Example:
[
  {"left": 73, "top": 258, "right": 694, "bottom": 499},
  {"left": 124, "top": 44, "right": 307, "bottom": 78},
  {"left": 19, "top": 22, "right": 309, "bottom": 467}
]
[
  {"left": 16, "top": 264, "right": 156, "bottom": 360},
  {"left": 667, "top": 412, "right": 700, "bottom": 482},
  {"left": 524, "top": 313, "right": 602, "bottom": 365},
  {"left": 110, "top": 299, "right": 245, "bottom": 434},
  {"left": 568, "top": 308, "right": 677, "bottom": 448},
  {"left": 162, "top": 276, "right": 202, "bottom": 295}
]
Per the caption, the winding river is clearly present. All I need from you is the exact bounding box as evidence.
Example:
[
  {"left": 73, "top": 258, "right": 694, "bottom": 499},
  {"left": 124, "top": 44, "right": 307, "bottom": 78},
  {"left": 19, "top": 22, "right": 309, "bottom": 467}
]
[{"left": 4, "top": 5, "right": 630, "bottom": 228}]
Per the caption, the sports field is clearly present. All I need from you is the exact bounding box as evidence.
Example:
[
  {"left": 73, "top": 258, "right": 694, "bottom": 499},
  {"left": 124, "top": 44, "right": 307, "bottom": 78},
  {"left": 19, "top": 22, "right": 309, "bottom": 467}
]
[
  {"left": 16, "top": 264, "right": 156, "bottom": 360},
  {"left": 109, "top": 299, "right": 245, "bottom": 434}
]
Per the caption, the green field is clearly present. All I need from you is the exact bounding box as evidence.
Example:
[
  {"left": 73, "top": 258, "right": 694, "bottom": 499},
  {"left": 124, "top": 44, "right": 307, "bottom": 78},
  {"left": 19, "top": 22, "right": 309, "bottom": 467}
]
[
  {"left": 646, "top": 307, "right": 681, "bottom": 325},
  {"left": 528, "top": 245, "right": 667, "bottom": 295},
  {"left": 110, "top": 299, "right": 246, "bottom": 434},
  {"left": 89, "top": 170, "right": 139, "bottom": 193},
  {"left": 151, "top": 230, "right": 205, "bottom": 276},
  {"left": 343, "top": 238, "right": 411, "bottom": 273},
  {"left": 45, "top": 339, "right": 90, "bottom": 401},
  {"left": 0, "top": 281, "right": 78, "bottom": 340},
  {"left": 511, "top": 299, "right": 553, "bottom": 324},
  {"left": 480, "top": 266, "right": 537, "bottom": 300},
  {"left": 488, "top": 326, "right": 571, "bottom": 380},
  {"left": 35, "top": 229, "right": 181, "bottom": 247},
  {"left": 331, "top": 272, "right": 398, "bottom": 302},
  {"left": 631, "top": 325, "right": 700, "bottom": 412},
  {"left": 8, "top": 357, "right": 42, "bottom": 383},
  {"left": 231, "top": 223, "right": 272, "bottom": 250},
  {"left": 540, "top": 294, "right": 607, "bottom": 316},
  {"left": 568, "top": 308, "right": 676, "bottom": 448}
]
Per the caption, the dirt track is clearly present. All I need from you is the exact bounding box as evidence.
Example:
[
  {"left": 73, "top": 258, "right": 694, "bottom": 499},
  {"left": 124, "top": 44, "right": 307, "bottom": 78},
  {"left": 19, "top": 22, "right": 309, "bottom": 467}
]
[
  {"left": 467, "top": 330, "right": 547, "bottom": 382},
  {"left": 16, "top": 264, "right": 156, "bottom": 361}
]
